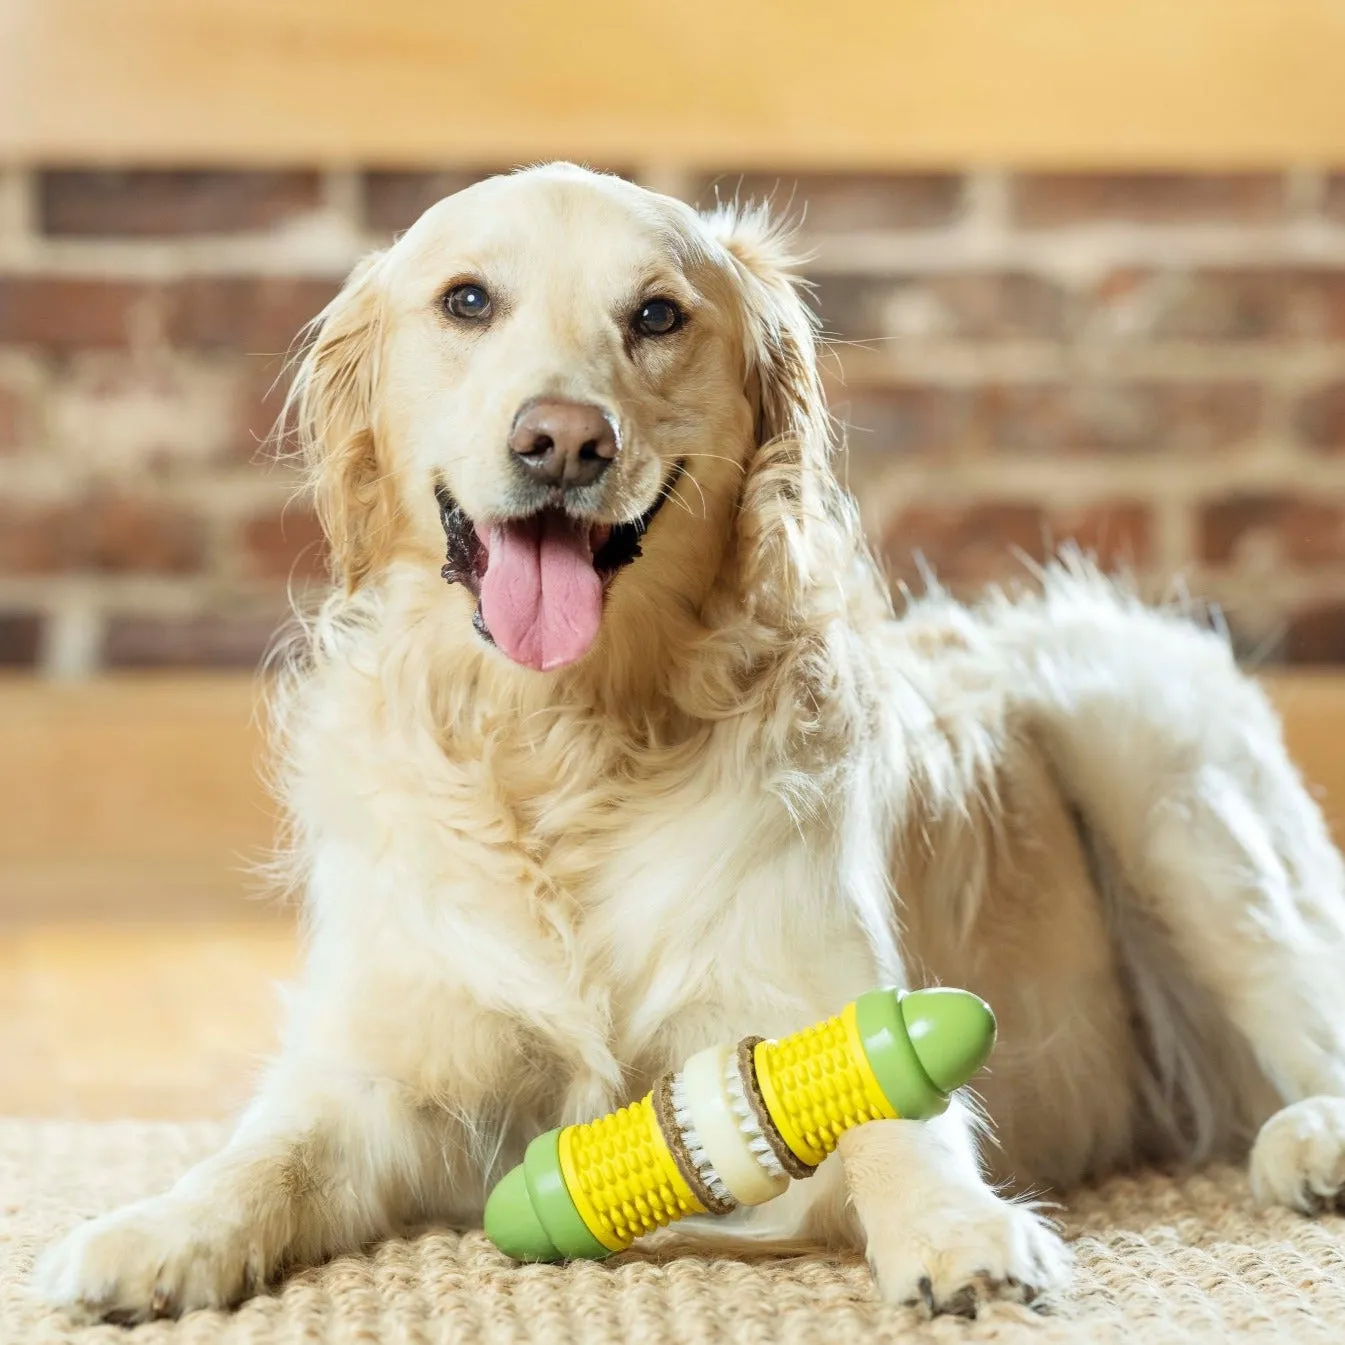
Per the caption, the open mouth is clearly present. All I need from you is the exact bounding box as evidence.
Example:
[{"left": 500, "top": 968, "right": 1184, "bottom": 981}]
[{"left": 437, "top": 460, "right": 684, "bottom": 672}]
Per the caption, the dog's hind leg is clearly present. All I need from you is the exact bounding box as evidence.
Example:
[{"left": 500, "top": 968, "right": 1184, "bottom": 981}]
[{"left": 1027, "top": 599, "right": 1345, "bottom": 1210}]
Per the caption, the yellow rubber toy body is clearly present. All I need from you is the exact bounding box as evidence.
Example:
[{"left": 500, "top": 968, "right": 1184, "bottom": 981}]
[
  {"left": 557, "top": 1093, "right": 705, "bottom": 1253},
  {"left": 482, "top": 986, "right": 997, "bottom": 1262},
  {"left": 753, "top": 1000, "right": 899, "bottom": 1167}
]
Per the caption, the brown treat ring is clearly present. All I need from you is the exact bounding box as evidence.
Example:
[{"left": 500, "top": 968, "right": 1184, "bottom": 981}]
[
  {"left": 736, "top": 1036, "right": 817, "bottom": 1182},
  {"left": 653, "top": 1071, "right": 737, "bottom": 1216}
]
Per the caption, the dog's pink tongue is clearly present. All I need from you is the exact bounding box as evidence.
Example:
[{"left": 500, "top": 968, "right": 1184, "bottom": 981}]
[{"left": 480, "top": 514, "right": 603, "bottom": 671}]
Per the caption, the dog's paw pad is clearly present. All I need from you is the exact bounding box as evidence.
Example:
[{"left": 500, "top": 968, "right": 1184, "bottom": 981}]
[
  {"left": 869, "top": 1193, "right": 1071, "bottom": 1313},
  {"left": 32, "top": 1196, "right": 255, "bottom": 1323}
]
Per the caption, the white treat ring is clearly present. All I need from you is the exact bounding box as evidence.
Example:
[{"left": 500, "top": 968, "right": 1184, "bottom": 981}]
[{"left": 681, "top": 1045, "right": 790, "bottom": 1207}]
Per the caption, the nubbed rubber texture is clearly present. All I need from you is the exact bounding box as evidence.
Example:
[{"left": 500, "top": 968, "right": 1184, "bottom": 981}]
[
  {"left": 752, "top": 1003, "right": 900, "bottom": 1167},
  {"left": 483, "top": 987, "right": 996, "bottom": 1261},
  {"left": 558, "top": 1093, "right": 705, "bottom": 1251}
]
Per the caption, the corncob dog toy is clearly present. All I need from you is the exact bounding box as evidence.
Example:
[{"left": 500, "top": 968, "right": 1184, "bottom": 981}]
[{"left": 484, "top": 985, "right": 995, "bottom": 1261}]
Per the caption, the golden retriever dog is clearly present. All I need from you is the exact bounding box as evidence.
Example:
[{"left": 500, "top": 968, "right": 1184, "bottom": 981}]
[{"left": 36, "top": 164, "right": 1345, "bottom": 1321}]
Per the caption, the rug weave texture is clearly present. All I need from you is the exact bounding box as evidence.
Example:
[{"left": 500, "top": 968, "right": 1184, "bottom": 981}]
[{"left": 4, "top": 1121, "right": 1345, "bottom": 1343}]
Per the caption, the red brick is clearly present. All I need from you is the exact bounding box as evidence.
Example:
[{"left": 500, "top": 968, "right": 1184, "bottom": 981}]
[
  {"left": 1049, "top": 502, "right": 1154, "bottom": 569},
  {"left": 1285, "top": 602, "right": 1345, "bottom": 664},
  {"left": 1093, "top": 268, "right": 1345, "bottom": 341},
  {"left": 83, "top": 497, "right": 205, "bottom": 573},
  {"left": 0, "top": 275, "right": 345, "bottom": 356},
  {"left": 838, "top": 380, "right": 1259, "bottom": 458},
  {"left": 0, "top": 501, "right": 67, "bottom": 574},
  {"left": 0, "top": 611, "right": 43, "bottom": 666},
  {"left": 168, "top": 277, "right": 341, "bottom": 354},
  {"left": 1013, "top": 173, "right": 1285, "bottom": 226},
  {"left": 47, "top": 354, "right": 248, "bottom": 477},
  {"left": 1324, "top": 175, "right": 1345, "bottom": 223},
  {"left": 880, "top": 499, "right": 1153, "bottom": 591},
  {"left": 0, "top": 277, "right": 165, "bottom": 352},
  {"left": 1294, "top": 382, "right": 1345, "bottom": 452},
  {"left": 364, "top": 170, "right": 502, "bottom": 232},
  {"left": 1200, "top": 495, "right": 1345, "bottom": 567},
  {"left": 103, "top": 610, "right": 284, "bottom": 669},
  {"left": 690, "top": 172, "right": 964, "bottom": 231},
  {"left": 0, "top": 497, "right": 204, "bottom": 575},
  {"left": 233, "top": 355, "right": 293, "bottom": 462},
  {"left": 881, "top": 502, "right": 1047, "bottom": 588},
  {"left": 39, "top": 170, "right": 323, "bottom": 237},
  {"left": 0, "top": 381, "right": 25, "bottom": 452},
  {"left": 1052, "top": 382, "right": 1258, "bottom": 454},
  {"left": 238, "top": 507, "right": 328, "bottom": 581},
  {"left": 836, "top": 387, "right": 963, "bottom": 459},
  {"left": 814, "top": 272, "right": 1070, "bottom": 341}
]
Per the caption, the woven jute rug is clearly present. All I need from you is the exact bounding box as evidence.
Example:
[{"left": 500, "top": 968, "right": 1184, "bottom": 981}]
[{"left": 4, "top": 1121, "right": 1345, "bottom": 1343}]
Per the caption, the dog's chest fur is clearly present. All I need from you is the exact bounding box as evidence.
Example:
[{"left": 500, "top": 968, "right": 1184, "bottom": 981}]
[
  {"left": 287, "top": 644, "right": 898, "bottom": 1167},
  {"left": 455, "top": 706, "right": 888, "bottom": 1113}
]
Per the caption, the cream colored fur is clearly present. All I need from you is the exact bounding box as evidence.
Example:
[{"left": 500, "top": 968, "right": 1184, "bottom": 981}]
[{"left": 35, "top": 165, "right": 1345, "bottom": 1323}]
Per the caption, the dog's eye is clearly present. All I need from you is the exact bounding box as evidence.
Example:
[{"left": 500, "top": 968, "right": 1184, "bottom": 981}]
[
  {"left": 443, "top": 283, "right": 492, "bottom": 322},
  {"left": 632, "top": 298, "right": 683, "bottom": 338}
]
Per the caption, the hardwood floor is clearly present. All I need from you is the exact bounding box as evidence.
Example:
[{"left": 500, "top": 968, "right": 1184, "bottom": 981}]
[{"left": 0, "top": 923, "right": 294, "bottom": 1119}]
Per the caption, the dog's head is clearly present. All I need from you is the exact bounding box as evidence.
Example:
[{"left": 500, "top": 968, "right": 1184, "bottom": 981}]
[{"left": 290, "top": 163, "right": 834, "bottom": 675}]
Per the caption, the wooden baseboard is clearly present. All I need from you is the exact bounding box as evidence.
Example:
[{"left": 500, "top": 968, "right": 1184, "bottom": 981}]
[
  {"left": 1261, "top": 671, "right": 1345, "bottom": 835},
  {"left": 2, "top": 671, "right": 1342, "bottom": 923},
  {"left": 0, "top": 922, "right": 294, "bottom": 1118},
  {"left": 0, "top": 676, "right": 274, "bottom": 922}
]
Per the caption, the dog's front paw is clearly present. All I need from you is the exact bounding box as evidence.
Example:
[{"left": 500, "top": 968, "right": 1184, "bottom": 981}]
[
  {"left": 863, "top": 1190, "right": 1070, "bottom": 1317},
  {"left": 33, "top": 1195, "right": 262, "bottom": 1323},
  {"left": 1251, "top": 1095, "right": 1345, "bottom": 1214}
]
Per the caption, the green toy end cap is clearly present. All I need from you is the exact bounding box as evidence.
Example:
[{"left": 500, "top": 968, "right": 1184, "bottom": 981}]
[
  {"left": 485, "top": 1130, "right": 611, "bottom": 1263},
  {"left": 900, "top": 987, "right": 997, "bottom": 1095},
  {"left": 484, "top": 1162, "right": 560, "bottom": 1262}
]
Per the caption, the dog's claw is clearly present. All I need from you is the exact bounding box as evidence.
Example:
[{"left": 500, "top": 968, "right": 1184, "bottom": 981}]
[
  {"left": 917, "top": 1275, "right": 935, "bottom": 1313},
  {"left": 941, "top": 1284, "right": 981, "bottom": 1318}
]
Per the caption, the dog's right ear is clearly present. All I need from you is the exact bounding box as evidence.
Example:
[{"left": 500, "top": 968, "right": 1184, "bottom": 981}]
[{"left": 286, "top": 250, "right": 395, "bottom": 593}]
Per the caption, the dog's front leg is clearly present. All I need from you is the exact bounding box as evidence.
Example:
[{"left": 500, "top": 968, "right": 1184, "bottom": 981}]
[
  {"left": 840, "top": 1099, "right": 1069, "bottom": 1315},
  {"left": 34, "top": 1060, "right": 437, "bottom": 1322}
]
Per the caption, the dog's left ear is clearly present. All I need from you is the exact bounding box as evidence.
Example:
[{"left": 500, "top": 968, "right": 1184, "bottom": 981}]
[{"left": 706, "top": 203, "right": 846, "bottom": 607}]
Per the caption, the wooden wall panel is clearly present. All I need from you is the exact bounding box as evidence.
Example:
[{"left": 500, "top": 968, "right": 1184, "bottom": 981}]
[
  {"left": 3, "top": 0, "right": 1345, "bottom": 168},
  {"left": 0, "top": 677, "right": 278, "bottom": 920},
  {"left": 1, "top": 673, "right": 1343, "bottom": 922}
]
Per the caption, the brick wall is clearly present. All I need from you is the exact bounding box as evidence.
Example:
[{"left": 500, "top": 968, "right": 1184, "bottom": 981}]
[{"left": 2, "top": 165, "right": 1344, "bottom": 673}]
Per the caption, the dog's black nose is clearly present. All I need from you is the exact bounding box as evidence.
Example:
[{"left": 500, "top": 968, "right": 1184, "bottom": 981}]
[{"left": 508, "top": 399, "right": 618, "bottom": 489}]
